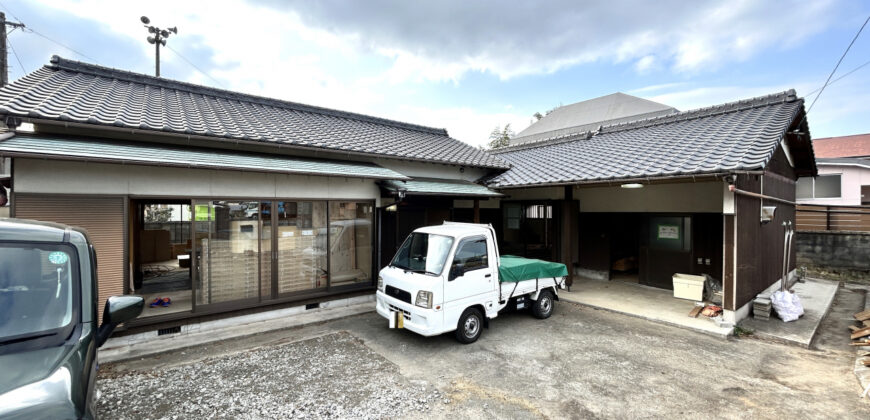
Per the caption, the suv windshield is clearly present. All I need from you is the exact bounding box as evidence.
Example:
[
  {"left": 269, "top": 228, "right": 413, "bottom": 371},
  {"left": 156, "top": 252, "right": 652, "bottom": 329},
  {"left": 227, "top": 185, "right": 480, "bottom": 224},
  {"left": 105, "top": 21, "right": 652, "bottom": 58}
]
[
  {"left": 390, "top": 233, "right": 454, "bottom": 276},
  {"left": 0, "top": 243, "right": 78, "bottom": 342}
]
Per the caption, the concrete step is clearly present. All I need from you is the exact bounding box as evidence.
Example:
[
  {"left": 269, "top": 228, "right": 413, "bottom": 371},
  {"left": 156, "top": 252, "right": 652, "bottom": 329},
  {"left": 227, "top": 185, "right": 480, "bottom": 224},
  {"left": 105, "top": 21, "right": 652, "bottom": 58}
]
[{"left": 99, "top": 295, "right": 375, "bottom": 363}]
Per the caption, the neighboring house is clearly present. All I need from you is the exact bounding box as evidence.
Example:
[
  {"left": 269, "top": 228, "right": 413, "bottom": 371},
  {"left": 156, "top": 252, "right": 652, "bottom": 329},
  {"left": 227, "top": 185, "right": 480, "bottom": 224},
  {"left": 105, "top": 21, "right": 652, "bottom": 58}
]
[
  {"left": 481, "top": 90, "right": 816, "bottom": 324},
  {"left": 797, "top": 134, "right": 870, "bottom": 206},
  {"left": 0, "top": 56, "right": 507, "bottom": 329},
  {"left": 510, "top": 92, "right": 678, "bottom": 146}
]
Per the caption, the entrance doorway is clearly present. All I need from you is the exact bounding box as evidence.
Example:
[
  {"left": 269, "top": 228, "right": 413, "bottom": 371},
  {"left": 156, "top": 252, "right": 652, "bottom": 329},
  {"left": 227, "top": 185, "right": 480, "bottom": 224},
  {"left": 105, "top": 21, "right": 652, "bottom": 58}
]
[{"left": 130, "top": 200, "right": 193, "bottom": 317}]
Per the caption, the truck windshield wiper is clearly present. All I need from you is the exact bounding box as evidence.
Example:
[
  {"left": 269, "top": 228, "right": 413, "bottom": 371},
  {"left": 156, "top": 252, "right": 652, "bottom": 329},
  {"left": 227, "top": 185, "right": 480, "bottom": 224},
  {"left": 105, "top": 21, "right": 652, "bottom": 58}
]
[{"left": 408, "top": 269, "right": 438, "bottom": 276}]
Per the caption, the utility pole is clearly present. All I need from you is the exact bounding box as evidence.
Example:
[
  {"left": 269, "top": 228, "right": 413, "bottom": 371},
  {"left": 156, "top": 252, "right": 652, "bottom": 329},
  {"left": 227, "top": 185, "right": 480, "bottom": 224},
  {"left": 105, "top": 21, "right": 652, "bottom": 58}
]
[
  {"left": 140, "top": 16, "right": 176, "bottom": 77},
  {"left": 0, "top": 12, "right": 26, "bottom": 87}
]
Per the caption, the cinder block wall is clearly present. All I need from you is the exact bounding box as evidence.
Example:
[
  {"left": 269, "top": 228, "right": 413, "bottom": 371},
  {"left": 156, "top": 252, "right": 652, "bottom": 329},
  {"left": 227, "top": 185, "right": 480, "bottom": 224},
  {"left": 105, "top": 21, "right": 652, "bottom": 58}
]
[{"left": 795, "top": 231, "right": 870, "bottom": 272}]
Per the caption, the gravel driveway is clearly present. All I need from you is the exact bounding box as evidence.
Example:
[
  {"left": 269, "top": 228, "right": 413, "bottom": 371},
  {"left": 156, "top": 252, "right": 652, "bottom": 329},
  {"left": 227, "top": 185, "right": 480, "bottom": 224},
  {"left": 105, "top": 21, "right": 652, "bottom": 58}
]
[
  {"left": 100, "top": 297, "right": 870, "bottom": 419},
  {"left": 98, "top": 332, "right": 441, "bottom": 419}
]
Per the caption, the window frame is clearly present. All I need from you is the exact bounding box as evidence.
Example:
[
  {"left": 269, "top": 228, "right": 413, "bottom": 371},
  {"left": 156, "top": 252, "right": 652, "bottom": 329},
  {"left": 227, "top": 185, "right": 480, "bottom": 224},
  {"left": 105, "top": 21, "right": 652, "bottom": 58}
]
[
  {"left": 797, "top": 174, "right": 843, "bottom": 199},
  {"left": 452, "top": 235, "right": 490, "bottom": 273}
]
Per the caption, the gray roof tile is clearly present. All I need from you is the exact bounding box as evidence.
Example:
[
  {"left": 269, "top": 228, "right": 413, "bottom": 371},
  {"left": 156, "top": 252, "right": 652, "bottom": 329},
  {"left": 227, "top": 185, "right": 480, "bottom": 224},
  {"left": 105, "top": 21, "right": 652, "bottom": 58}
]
[
  {"left": 0, "top": 56, "right": 508, "bottom": 169},
  {"left": 486, "top": 90, "right": 807, "bottom": 188}
]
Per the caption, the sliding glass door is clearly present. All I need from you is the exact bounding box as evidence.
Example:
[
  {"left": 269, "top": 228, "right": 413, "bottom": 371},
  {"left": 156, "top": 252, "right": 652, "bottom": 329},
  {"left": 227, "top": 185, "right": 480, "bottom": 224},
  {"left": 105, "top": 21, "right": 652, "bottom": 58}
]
[{"left": 193, "top": 199, "right": 374, "bottom": 309}]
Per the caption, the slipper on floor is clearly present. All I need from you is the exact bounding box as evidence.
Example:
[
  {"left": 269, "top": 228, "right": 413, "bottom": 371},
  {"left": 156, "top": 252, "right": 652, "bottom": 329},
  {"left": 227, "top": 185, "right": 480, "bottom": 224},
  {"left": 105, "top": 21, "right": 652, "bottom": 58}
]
[
  {"left": 160, "top": 297, "right": 172, "bottom": 307},
  {"left": 149, "top": 298, "right": 162, "bottom": 307}
]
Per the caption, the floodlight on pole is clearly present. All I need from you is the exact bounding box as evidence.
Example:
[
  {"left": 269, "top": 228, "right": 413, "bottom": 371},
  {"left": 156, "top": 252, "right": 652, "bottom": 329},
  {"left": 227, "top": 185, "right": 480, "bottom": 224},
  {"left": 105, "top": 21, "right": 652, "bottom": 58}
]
[{"left": 140, "top": 16, "right": 177, "bottom": 77}]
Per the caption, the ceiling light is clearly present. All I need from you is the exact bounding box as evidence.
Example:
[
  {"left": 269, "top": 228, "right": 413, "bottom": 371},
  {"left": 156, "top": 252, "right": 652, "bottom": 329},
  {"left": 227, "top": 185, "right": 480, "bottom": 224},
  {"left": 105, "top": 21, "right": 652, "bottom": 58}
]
[
  {"left": 620, "top": 183, "right": 644, "bottom": 189},
  {"left": 16, "top": 122, "right": 35, "bottom": 133}
]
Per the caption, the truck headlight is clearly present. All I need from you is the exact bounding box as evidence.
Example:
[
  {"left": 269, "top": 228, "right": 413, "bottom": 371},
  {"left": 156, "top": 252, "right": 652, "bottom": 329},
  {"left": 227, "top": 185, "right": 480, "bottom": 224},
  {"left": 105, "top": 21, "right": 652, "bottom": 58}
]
[
  {"left": 415, "top": 290, "right": 432, "bottom": 309},
  {"left": 377, "top": 276, "right": 384, "bottom": 291}
]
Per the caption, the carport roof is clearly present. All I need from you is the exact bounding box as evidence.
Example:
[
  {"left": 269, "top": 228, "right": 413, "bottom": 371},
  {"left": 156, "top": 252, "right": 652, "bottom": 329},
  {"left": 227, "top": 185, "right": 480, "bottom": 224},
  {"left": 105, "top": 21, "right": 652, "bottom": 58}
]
[
  {"left": 0, "top": 134, "right": 408, "bottom": 180},
  {"left": 380, "top": 178, "right": 503, "bottom": 197},
  {"left": 485, "top": 90, "right": 816, "bottom": 188}
]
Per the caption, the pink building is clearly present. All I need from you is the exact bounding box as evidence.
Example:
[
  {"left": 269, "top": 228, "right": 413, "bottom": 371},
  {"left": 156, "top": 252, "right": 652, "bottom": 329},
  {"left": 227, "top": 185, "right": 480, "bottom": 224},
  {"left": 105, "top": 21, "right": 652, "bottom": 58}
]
[{"left": 798, "top": 134, "right": 870, "bottom": 205}]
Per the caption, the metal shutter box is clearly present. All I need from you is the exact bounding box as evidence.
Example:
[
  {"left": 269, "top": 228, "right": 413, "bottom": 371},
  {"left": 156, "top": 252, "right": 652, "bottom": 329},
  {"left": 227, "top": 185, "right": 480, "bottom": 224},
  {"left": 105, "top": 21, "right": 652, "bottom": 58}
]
[{"left": 13, "top": 194, "right": 126, "bottom": 323}]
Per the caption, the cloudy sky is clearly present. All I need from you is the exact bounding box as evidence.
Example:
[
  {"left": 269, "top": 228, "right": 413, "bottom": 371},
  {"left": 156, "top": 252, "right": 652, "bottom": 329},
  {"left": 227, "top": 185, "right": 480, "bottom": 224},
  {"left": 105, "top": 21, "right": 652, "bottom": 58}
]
[{"left": 4, "top": 0, "right": 870, "bottom": 147}]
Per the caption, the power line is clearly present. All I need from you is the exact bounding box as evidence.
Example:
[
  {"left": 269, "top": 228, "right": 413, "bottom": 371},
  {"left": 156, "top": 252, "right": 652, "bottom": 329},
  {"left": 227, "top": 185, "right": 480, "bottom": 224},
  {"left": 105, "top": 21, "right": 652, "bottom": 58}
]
[
  {"left": 0, "top": 1, "right": 98, "bottom": 63},
  {"left": 25, "top": 28, "right": 98, "bottom": 62},
  {"left": 804, "top": 57, "right": 870, "bottom": 99},
  {"left": 0, "top": 1, "right": 21, "bottom": 22},
  {"left": 804, "top": 15, "right": 870, "bottom": 118},
  {"left": 165, "top": 44, "right": 225, "bottom": 88},
  {"left": 7, "top": 39, "right": 24, "bottom": 76}
]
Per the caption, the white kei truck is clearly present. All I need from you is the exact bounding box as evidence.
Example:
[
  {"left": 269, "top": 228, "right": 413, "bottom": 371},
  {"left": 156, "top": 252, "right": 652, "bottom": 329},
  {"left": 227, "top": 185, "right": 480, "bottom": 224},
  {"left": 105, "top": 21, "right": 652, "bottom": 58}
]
[{"left": 376, "top": 222, "right": 568, "bottom": 343}]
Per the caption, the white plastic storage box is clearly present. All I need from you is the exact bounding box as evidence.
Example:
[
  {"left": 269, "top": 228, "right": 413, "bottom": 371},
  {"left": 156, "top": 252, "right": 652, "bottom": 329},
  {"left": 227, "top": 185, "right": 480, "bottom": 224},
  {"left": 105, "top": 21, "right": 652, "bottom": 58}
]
[{"left": 672, "top": 273, "right": 705, "bottom": 301}]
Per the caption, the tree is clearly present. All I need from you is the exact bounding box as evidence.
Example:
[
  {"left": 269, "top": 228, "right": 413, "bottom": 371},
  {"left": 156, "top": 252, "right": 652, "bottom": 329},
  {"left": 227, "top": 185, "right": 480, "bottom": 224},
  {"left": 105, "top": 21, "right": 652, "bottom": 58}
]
[
  {"left": 532, "top": 106, "right": 558, "bottom": 121},
  {"left": 485, "top": 123, "right": 514, "bottom": 149}
]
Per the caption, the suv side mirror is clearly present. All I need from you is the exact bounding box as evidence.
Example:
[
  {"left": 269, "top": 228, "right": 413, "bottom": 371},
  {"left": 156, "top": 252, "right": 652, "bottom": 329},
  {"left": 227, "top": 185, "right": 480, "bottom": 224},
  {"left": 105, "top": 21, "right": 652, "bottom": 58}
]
[
  {"left": 96, "top": 295, "right": 144, "bottom": 348},
  {"left": 449, "top": 264, "right": 465, "bottom": 281}
]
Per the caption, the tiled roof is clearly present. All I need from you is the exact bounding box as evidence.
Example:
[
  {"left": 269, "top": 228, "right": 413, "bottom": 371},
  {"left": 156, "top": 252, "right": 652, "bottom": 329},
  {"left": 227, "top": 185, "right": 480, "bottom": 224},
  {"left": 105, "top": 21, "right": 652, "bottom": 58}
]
[
  {"left": 486, "top": 90, "right": 808, "bottom": 188},
  {"left": 812, "top": 133, "right": 870, "bottom": 158},
  {"left": 0, "top": 56, "right": 508, "bottom": 169}
]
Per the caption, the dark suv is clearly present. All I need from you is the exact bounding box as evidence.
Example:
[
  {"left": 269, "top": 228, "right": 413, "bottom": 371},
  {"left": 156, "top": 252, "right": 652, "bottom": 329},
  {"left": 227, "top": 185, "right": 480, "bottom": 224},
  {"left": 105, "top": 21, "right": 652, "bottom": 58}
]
[{"left": 0, "top": 218, "right": 143, "bottom": 419}]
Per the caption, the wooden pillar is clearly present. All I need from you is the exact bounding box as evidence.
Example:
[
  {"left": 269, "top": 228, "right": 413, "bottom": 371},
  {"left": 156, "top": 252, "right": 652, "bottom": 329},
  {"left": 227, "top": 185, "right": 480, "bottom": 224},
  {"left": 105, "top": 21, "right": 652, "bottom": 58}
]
[
  {"left": 473, "top": 199, "right": 480, "bottom": 223},
  {"left": 561, "top": 186, "right": 576, "bottom": 288}
]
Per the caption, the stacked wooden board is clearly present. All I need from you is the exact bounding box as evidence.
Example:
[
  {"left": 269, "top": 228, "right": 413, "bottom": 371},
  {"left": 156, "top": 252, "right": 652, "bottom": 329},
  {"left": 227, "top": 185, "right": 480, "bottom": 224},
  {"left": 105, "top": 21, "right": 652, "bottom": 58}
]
[{"left": 851, "top": 309, "right": 870, "bottom": 350}]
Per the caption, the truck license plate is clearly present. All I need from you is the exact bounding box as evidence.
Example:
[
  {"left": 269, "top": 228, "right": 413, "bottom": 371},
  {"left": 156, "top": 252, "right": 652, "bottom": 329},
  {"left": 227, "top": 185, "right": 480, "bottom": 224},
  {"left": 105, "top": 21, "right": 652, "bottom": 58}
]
[{"left": 389, "top": 311, "right": 404, "bottom": 329}]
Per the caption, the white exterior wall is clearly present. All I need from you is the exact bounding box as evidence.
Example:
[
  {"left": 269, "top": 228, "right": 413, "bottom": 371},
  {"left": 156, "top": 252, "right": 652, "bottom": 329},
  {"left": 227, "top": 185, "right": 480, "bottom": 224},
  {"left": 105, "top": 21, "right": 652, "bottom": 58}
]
[
  {"left": 574, "top": 181, "right": 724, "bottom": 213},
  {"left": 797, "top": 164, "right": 870, "bottom": 206},
  {"left": 12, "top": 157, "right": 489, "bottom": 205},
  {"left": 13, "top": 159, "right": 382, "bottom": 203}
]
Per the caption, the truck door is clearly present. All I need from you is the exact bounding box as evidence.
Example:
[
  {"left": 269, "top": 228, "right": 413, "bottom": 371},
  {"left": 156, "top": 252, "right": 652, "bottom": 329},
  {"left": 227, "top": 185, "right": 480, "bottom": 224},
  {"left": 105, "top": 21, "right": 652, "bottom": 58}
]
[{"left": 444, "top": 236, "right": 494, "bottom": 308}]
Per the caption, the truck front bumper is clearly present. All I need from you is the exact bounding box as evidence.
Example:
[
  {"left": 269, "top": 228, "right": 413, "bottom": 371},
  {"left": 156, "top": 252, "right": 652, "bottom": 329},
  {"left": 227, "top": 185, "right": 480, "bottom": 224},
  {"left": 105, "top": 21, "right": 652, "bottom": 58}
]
[{"left": 376, "top": 291, "right": 442, "bottom": 337}]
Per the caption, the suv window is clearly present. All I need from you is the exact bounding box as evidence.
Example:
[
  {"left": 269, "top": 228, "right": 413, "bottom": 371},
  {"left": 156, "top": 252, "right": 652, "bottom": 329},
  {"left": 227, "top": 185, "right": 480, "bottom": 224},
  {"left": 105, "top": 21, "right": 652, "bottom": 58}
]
[
  {"left": 453, "top": 237, "right": 488, "bottom": 271},
  {"left": 0, "top": 242, "right": 79, "bottom": 343}
]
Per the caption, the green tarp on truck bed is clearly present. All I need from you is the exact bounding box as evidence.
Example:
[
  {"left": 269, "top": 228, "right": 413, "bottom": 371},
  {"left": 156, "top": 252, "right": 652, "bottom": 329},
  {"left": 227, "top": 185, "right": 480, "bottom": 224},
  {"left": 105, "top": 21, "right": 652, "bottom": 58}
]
[{"left": 498, "top": 255, "right": 568, "bottom": 283}]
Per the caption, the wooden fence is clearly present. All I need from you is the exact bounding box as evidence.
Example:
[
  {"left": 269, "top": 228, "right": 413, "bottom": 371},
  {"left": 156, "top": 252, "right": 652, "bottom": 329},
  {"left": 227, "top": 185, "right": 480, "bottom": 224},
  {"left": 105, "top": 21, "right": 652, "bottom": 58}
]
[{"left": 796, "top": 204, "right": 870, "bottom": 232}]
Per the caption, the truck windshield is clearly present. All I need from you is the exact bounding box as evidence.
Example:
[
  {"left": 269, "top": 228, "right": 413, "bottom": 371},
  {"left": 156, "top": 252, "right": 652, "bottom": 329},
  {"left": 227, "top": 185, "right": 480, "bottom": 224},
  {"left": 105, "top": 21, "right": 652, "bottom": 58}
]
[
  {"left": 0, "top": 243, "right": 78, "bottom": 343},
  {"left": 390, "top": 233, "right": 454, "bottom": 276}
]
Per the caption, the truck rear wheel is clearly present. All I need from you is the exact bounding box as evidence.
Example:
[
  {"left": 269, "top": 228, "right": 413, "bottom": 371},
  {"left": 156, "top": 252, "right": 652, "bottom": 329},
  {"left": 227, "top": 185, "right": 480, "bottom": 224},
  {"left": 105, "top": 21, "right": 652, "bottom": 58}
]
[
  {"left": 532, "top": 289, "right": 555, "bottom": 319},
  {"left": 455, "top": 308, "right": 483, "bottom": 344}
]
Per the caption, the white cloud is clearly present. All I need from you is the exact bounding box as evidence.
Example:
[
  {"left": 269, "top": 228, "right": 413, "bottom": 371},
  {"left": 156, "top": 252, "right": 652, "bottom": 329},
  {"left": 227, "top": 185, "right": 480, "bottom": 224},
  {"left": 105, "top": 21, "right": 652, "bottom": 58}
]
[{"left": 275, "top": 0, "right": 840, "bottom": 80}]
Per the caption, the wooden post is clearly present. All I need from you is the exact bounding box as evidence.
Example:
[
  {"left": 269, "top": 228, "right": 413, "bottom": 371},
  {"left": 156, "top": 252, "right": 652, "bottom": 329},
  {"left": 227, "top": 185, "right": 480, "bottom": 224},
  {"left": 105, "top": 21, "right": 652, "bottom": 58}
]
[{"left": 473, "top": 199, "right": 480, "bottom": 223}]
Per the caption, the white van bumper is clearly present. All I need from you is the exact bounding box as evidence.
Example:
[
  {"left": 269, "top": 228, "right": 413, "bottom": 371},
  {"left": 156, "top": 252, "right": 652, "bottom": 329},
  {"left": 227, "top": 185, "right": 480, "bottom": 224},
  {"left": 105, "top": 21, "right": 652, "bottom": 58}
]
[{"left": 376, "top": 291, "right": 442, "bottom": 336}]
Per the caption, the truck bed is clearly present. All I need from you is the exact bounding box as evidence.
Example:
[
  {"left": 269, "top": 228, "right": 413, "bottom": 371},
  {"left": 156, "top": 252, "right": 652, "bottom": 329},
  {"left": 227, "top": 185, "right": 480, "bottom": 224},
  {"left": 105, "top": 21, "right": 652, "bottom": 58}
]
[{"left": 498, "top": 276, "right": 565, "bottom": 302}]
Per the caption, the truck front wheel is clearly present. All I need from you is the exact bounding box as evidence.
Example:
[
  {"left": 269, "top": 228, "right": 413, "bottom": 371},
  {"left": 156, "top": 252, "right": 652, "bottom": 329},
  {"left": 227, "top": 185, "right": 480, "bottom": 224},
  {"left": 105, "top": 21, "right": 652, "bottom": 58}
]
[
  {"left": 455, "top": 308, "right": 483, "bottom": 344},
  {"left": 532, "top": 289, "right": 555, "bottom": 319}
]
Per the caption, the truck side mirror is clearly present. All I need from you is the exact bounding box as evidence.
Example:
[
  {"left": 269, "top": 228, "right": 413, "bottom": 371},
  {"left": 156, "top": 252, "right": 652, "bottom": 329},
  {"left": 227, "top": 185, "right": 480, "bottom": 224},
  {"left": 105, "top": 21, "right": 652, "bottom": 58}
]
[
  {"left": 449, "top": 264, "right": 465, "bottom": 281},
  {"left": 96, "top": 295, "right": 144, "bottom": 348}
]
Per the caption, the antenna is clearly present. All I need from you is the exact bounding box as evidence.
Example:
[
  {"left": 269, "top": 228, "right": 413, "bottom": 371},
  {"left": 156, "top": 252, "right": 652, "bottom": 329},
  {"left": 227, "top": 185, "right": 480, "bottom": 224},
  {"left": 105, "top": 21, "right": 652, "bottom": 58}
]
[{"left": 140, "top": 16, "right": 177, "bottom": 77}]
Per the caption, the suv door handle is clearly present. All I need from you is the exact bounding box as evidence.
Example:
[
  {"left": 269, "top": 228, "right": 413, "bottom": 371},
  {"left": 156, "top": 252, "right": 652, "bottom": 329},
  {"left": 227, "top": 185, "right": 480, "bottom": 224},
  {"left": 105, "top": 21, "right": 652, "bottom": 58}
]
[{"left": 484, "top": 274, "right": 491, "bottom": 278}]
